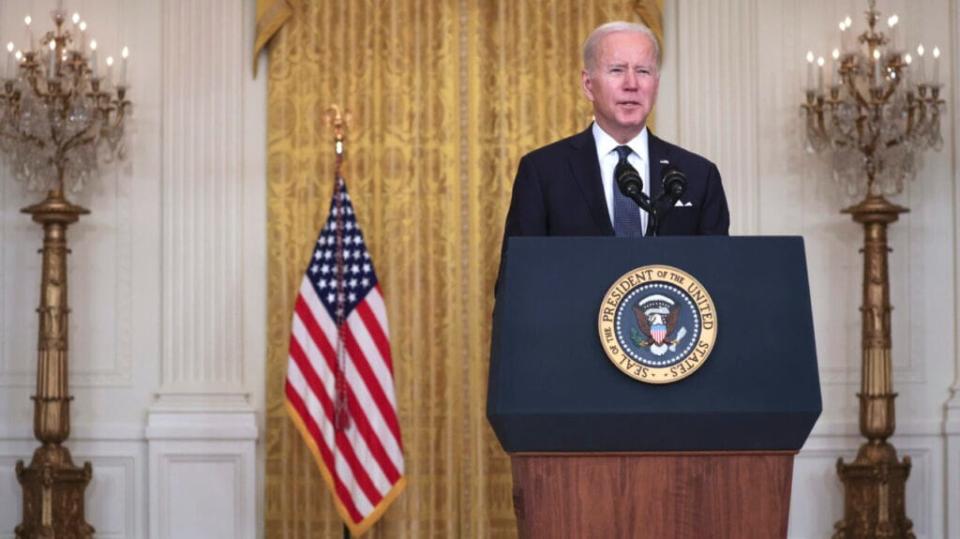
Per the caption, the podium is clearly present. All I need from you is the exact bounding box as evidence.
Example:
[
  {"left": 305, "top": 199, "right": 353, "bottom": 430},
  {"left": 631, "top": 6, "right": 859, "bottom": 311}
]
[{"left": 487, "top": 237, "right": 822, "bottom": 538}]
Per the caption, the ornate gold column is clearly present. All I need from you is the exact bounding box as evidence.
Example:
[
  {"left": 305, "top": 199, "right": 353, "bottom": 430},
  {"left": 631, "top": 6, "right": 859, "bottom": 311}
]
[
  {"left": 15, "top": 187, "right": 94, "bottom": 539},
  {"left": 832, "top": 195, "right": 914, "bottom": 539}
]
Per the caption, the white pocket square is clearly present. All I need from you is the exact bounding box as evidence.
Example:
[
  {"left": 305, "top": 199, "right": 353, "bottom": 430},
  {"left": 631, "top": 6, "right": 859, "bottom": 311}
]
[{"left": 674, "top": 200, "right": 694, "bottom": 207}]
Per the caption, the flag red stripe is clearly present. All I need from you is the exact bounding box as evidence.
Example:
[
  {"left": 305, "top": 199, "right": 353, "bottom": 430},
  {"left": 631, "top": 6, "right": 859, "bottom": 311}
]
[
  {"left": 295, "top": 296, "right": 401, "bottom": 483},
  {"left": 284, "top": 380, "right": 334, "bottom": 472},
  {"left": 334, "top": 430, "right": 384, "bottom": 507},
  {"left": 295, "top": 297, "right": 337, "bottom": 370},
  {"left": 342, "top": 324, "right": 403, "bottom": 444},
  {"left": 356, "top": 300, "right": 395, "bottom": 374},
  {"left": 285, "top": 381, "right": 364, "bottom": 523},
  {"left": 288, "top": 326, "right": 339, "bottom": 432},
  {"left": 344, "top": 382, "right": 401, "bottom": 483}
]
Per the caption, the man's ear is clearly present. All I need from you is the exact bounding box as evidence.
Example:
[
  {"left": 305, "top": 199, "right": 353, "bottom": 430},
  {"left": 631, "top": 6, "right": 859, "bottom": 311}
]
[{"left": 581, "top": 69, "right": 594, "bottom": 101}]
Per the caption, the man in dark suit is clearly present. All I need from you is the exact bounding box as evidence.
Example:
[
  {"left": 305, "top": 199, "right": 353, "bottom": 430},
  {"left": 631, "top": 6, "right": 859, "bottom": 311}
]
[{"left": 502, "top": 21, "right": 730, "bottom": 243}]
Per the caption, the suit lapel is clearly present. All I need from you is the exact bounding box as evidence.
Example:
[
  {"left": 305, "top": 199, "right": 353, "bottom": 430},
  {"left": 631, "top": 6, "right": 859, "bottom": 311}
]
[
  {"left": 648, "top": 132, "right": 668, "bottom": 205},
  {"left": 567, "top": 126, "right": 614, "bottom": 235},
  {"left": 646, "top": 132, "right": 669, "bottom": 236}
]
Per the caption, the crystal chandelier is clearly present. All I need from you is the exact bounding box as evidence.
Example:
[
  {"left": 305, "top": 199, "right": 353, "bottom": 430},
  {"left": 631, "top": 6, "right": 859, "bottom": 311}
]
[
  {"left": 0, "top": 7, "right": 131, "bottom": 193},
  {"left": 801, "top": 0, "right": 944, "bottom": 198}
]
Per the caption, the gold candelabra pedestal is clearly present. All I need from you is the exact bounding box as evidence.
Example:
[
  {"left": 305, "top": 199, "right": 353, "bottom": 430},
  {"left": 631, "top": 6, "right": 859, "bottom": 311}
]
[
  {"left": 14, "top": 189, "right": 94, "bottom": 539},
  {"left": 832, "top": 194, "right": 914, "bottom": 539}
]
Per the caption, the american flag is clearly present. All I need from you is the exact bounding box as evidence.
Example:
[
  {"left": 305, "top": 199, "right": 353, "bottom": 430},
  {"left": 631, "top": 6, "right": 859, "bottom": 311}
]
[{"left": 285, "top": 176, "right": 406, "bottom": 536}]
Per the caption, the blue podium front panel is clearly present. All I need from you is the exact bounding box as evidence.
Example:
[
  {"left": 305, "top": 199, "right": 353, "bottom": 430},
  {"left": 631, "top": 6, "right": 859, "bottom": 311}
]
[{"left": 487, "top": 236, "right": 822, "bottom": 452}]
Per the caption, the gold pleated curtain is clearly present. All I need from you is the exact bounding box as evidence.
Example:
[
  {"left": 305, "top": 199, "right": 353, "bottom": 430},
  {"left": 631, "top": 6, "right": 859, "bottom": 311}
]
[{"left": 263, "top": 1, "right": 663, "bottom": 536}]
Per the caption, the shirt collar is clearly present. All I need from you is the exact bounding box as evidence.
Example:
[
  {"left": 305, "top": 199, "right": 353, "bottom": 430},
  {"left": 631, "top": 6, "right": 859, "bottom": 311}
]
[{"left": 592, "top": 122, "right": 649, "bottom": 162}]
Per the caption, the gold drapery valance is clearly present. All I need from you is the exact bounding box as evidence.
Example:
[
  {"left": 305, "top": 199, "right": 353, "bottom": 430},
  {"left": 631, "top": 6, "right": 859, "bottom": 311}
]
[
  {"left": 264, "top": 1, "right": 663, "bottom": 536},
  {"left": 253, "top": 0, "right": 293, "bottom": 76}
]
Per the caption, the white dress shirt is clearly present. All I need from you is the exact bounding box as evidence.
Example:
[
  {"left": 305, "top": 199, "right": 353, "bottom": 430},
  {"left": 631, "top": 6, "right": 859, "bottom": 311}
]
[{"left": 592, "top": 122, "right": 650, "bottom": 233}]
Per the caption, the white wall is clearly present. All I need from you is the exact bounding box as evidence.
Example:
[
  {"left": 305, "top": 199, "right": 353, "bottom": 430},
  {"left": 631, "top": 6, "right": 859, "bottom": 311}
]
[
  {"left": 0, "top": 0, "right": 265, "bottom": 538},
  {"left": 659, "top": 1, "right": 956, "bottom": 537}
]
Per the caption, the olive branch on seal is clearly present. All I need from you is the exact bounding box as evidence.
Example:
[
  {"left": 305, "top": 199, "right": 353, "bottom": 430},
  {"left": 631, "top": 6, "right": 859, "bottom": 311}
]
[{"left": 631, "top": 328, "right": 650, "bottom": 348}]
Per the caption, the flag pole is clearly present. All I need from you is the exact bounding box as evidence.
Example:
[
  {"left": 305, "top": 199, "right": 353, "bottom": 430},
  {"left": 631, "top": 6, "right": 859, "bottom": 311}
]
[
  {"left": 326, "top": 105, "right": 353, "bottom": 539},
  {"left": 326, "top": 105, "right": 350, "bottom": 431}
]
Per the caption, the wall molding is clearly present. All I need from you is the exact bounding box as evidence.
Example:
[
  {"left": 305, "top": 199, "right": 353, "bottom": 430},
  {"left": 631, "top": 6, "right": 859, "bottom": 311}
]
[
  {"left": 806, "top": 419, "right": 944, "bottom": 438},
  {"left": 145, "top": 411, "right": 258, "bottom": 441},
  {"left": 154, "top": 452, "right": 248, "bottom": 539},
  {"left": 0, "top": 424, "right": 145, "bottom": 441},
  {"left": 147, "top": 412, "right": 257, "bottom": 539}
]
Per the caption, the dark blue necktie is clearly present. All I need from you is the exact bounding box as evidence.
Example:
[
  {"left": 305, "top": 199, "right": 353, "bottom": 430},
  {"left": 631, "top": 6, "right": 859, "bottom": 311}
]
[{"left": 612, "top": 145, "right": 645, "bottom": 237}]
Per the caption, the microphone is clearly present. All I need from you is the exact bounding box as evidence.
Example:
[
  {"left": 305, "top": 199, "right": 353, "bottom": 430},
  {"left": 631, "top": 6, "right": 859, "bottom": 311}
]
[
  {"left": 661, "top": 165, "right": 687, "bottom": 201},
  {"left": 615, "top": 161, "right": 652, "bottom": 212}
]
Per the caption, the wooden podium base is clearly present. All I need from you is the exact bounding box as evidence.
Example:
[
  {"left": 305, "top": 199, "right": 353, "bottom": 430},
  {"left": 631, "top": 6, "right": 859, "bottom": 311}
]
[{"left": 511, "top": 452, "right": 795, "bottom": 539}]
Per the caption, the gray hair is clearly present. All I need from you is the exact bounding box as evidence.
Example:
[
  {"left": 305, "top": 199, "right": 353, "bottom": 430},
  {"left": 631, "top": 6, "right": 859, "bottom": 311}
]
[{"left": 582, "top": 21, "right": 661, "bottom": 72}]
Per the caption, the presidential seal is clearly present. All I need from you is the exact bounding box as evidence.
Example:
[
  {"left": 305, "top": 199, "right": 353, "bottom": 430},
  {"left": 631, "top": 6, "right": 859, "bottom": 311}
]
[{"left": 597, "top": 265, "right": 717, "bottom": 384}]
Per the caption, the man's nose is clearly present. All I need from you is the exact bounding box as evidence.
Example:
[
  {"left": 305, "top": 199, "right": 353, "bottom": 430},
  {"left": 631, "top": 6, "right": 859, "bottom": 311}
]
[{"left": 623, "top": 70, "right": 638, "bottom": 89}]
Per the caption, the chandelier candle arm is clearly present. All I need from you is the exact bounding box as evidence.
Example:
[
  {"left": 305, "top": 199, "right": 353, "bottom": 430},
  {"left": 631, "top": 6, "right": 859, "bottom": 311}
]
[{"left": 801, "top": 2, "right": 944, "bottom": 197}]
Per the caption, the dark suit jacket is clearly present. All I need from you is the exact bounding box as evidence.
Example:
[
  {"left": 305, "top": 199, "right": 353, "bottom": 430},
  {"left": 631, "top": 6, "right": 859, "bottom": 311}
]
[{"left": 502, "top": 125, "right": 730, "bottom": 240}]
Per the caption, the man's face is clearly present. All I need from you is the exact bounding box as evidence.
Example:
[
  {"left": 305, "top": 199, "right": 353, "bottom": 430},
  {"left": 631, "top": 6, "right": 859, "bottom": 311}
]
[{"left": 581, "top": 31, "right": 660, "bottom": 143}]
